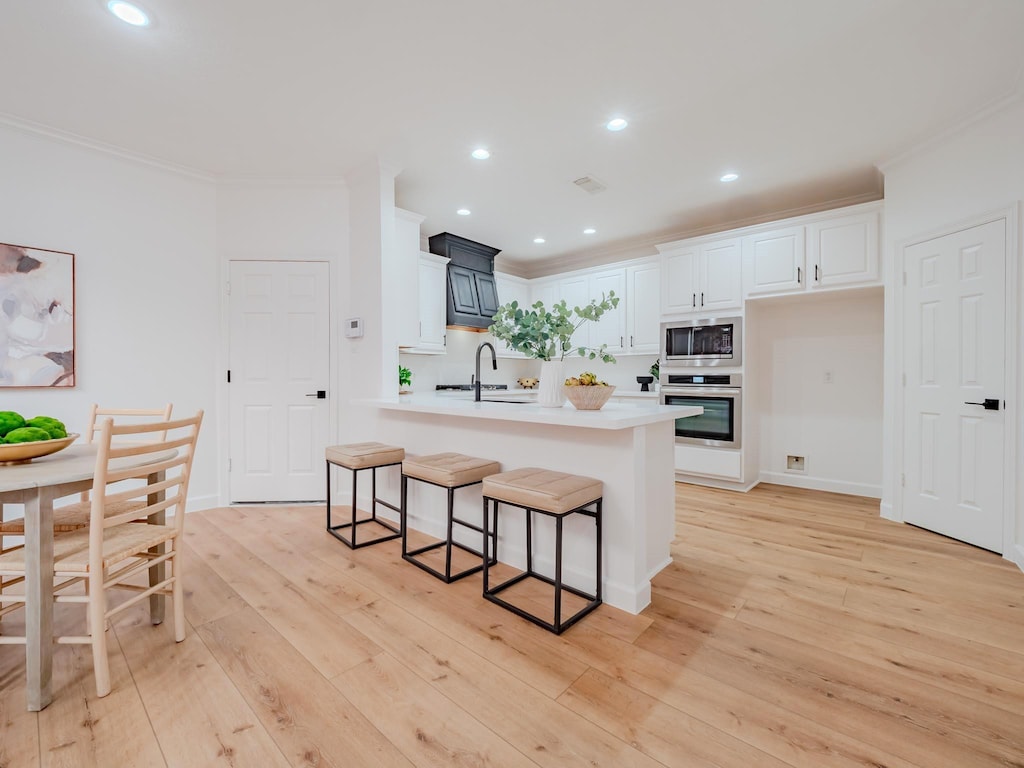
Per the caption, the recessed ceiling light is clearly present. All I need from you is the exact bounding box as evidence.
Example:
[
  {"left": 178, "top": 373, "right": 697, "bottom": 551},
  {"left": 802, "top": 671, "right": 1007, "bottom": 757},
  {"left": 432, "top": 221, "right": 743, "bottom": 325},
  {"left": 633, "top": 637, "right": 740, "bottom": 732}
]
[
  {"left": 533, "top": 237, "right": 546, "bottom": 244},
  {"left": 583, "top": 228, "right": 596, "bottom": 235},
  {"left": 606, "top": 118, "right": 628, "bottom": 132},
  {"left": 720, "top": 172, "right": 740, "bottom": 183},
  {"left": 107, "top": 1, "right": 149, "bottom": 26},
  {"left": 471, "top": 148, "right": 490, "bottom": 160},
  {"left": 457, "top": 208, "right": 471, "bottom": 216}
]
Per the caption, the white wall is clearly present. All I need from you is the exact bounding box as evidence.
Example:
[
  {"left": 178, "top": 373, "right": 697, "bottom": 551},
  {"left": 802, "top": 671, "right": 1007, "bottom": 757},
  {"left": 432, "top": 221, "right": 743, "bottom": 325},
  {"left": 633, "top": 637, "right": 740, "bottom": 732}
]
[
  {"left": 751, "top": 291, "right": 884, "bottom": 497},
  {"left": 0, "top": 125, "right": 219, "bottom": 506},
  {"left": 881, "top": 92, "right": 1024, "bottom": 565}
]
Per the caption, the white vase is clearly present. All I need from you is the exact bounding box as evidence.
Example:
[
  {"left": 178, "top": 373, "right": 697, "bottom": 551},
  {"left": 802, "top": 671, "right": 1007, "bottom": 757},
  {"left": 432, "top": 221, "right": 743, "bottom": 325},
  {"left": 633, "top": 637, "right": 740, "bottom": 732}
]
[{"left": 538, "top": 359, "right": 566, "bottom": 407}]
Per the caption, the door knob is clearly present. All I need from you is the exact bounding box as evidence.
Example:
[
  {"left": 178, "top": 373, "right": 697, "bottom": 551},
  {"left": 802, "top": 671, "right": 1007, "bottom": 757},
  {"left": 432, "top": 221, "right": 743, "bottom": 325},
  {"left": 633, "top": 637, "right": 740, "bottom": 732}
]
[
  {"left": 306, "top": 390, "right": 327, "bottom": 399},
  {"left": 964, "top": 398, "right": 1000, "bottom": 411}
]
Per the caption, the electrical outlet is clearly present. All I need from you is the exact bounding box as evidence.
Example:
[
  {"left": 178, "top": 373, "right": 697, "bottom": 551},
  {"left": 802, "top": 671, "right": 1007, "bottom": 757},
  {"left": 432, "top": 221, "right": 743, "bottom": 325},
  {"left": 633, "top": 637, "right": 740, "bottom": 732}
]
[
  {"left": 823, "top": 370, "right": 833, "bottom": 384},
  {"left": 787, "top": 455, "right": 805, "bottom": 472}
]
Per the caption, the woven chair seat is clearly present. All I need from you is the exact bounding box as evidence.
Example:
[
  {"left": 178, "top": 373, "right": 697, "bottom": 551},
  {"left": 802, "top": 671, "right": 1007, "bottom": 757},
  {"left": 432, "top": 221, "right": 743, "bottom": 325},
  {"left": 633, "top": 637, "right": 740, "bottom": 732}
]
[
  {"left": 0, "top": 522, "right": 175, "bottom": 574},
  {"left": 0, "top": 500, "right": 147, "bottom": 535}
]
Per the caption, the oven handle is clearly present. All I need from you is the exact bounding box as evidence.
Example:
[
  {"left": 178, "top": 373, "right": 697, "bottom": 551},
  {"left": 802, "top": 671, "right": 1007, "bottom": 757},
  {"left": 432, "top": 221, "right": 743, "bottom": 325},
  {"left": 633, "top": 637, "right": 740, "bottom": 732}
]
[{"left": 661, "top": 387, "right": 741, "bottom": 397}]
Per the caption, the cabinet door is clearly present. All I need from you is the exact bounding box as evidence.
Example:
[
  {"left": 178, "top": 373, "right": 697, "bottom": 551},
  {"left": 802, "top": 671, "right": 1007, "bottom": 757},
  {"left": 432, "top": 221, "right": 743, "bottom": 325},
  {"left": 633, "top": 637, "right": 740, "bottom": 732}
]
[
  {"left": 448, "top": 265, "right": 481, "bottom": 315},
  {"left": 492, "top": 273, "right": 529, "bottom": 358},
  {"left": 589, "top": 268, "right": 626, "bottom": 354},
  {"left": 661, "top": 248, "right": 699, "bottom": 315},
  {"left": 475, "top": 272, "right": 500, "bottom": 319},
  {"left": 699, "top": 238, "right": 742, "bottom": 312},
  {"left": 808, "top": 211, "right": 879, "bottom": 289},
  {"left": 530, "top": 279, "right": 558, "bottom": 311},
  {"left": 743, "top": 226, "right": 806, "bottom": 296},
  {"left": 558, "top": 274, "right": 592, "bottom": 352},
  {"left": 626, "top": 261, "right": 661, "bottom": 353},
  {"left": 417, "top": 257, "right": 447, "bottom": 352}
]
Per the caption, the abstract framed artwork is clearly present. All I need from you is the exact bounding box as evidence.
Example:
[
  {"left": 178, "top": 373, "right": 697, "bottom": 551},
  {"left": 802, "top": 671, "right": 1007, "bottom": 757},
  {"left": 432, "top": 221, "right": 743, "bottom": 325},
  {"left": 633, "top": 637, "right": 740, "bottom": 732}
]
[{"left": 0, "top": 242, "right": 75, "bottom": 387}]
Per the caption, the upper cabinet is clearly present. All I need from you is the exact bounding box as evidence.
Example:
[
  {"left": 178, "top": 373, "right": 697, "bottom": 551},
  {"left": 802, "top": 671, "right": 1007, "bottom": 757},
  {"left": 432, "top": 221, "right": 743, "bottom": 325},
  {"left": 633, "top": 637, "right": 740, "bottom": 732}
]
[
  {"left": 416, "top": 252, "right": 449, "bottom": 353},
  {"left": 807, "top": 210, "right": 880, "bottom": 289},
  {"left": 626, "top": 261, "right": 660, "bottom": 353},
  {"left": 394, "top": 208, "right": 426, "bottom": 350},
  {"left": 743, "top": 226, "right": 806, "bottom": 296},
  {"left": 588, "top": 268, "right": 627, "bottom": 354},
  {"left": 492, "top": 272, "right": 529, "bottom": 358},
  {"left": 661, "top": 237, "right": 742, "bottom": 316},
  {"left": 737, "top": 202, "right": 882, "bottom": 300}
]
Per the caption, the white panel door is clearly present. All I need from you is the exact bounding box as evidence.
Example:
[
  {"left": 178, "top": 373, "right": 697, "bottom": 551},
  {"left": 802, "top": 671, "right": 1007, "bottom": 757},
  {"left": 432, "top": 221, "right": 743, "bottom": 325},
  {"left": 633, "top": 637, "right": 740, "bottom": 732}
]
[
  {"left": 417, "top": 255, "right": 448, "bottom": 352},
  {"left": 229, "top": 261, "right": 330, "bottom": 502},
  {"left": 558, "top": 274, "right": 592, "bottom": 352},
  {"left": 902, "top": 218, "right": 1006, "bottom": 552}
]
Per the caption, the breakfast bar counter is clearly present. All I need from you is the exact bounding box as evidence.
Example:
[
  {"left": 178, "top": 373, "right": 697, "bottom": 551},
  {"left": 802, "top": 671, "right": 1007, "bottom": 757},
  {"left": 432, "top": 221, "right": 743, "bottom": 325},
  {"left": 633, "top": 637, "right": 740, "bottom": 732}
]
[{"left": 357, "top": 395, "right": 700, "bottom": 614}]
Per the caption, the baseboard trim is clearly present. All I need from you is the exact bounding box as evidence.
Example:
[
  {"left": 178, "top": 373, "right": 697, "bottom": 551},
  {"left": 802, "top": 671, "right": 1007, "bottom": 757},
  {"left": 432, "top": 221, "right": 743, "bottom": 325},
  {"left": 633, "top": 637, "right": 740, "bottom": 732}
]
[
  {"left": 758, "top": 471, "right": 882, "bottom": 499},
  {"left": 879, "top": 500, "right": 899, "bottom": 522},
  {"left": 185, "top": 494, "right": 220, "bottom": 513},
  {"left": 1007, "top": 544, "right": 1024, "bottom": 574}
]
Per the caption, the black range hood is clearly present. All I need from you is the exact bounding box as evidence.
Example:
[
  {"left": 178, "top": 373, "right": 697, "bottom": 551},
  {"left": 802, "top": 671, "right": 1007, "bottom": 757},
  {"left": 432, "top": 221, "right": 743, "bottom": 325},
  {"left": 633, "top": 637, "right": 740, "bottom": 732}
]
[{"left": 428, "top": 232, "right": 501, "bottom": 331}]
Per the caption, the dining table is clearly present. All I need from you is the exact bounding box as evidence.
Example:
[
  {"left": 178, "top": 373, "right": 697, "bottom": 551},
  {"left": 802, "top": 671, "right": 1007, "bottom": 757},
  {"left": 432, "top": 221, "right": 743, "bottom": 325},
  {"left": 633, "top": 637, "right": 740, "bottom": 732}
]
[{"left": 0, "top": 442, "right": 175, "bottom": 711}]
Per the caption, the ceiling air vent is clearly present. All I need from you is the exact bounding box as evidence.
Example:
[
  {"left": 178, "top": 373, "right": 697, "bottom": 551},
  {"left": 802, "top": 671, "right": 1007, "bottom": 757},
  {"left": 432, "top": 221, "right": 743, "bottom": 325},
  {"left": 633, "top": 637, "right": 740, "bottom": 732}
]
[{"left": 573, "top": 176, "right": 607, "bottom": 194}]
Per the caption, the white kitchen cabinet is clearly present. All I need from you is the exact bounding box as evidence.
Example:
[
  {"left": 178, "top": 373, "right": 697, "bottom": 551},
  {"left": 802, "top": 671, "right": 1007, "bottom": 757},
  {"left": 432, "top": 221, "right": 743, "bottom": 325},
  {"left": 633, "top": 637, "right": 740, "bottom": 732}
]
[
  {"left": 493, "top": 272, "right": 530, "bottom": 358},
  {"left": 660, "top": 238, "right": 742, "bottom": 315},
  {"left": 413, "top": 252, "right": 449, "bottom": 353},
  {"left": 674, "top": 445, "right": 743, "bottom": 480},
  {"left": 557, "top": 273, "right": 593, "bottom": 352},
  {"left": 743, "top": 226, "right": 806, "bottom": 297},
  {"left": 807, "top": 210, "right": 880, "bottom": 289},
  {"left": 588, "top": 268, "right": 626, "bottom": 355},
  {"left": 394, "top": 208, "right": 426, "bottom": 349},
  {"left": 626, "top": 260, "right": 660, "bottom": 353},
  {"left": 530, "top": 278, "right": 559, "bottom": 311}
]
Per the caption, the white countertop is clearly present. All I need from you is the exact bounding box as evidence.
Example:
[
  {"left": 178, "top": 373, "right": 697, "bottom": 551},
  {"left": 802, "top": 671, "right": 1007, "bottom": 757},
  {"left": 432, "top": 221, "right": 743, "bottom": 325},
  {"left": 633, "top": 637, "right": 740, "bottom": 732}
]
[{"left": 360, "top": 394, "right": 699, "bottom": 430}]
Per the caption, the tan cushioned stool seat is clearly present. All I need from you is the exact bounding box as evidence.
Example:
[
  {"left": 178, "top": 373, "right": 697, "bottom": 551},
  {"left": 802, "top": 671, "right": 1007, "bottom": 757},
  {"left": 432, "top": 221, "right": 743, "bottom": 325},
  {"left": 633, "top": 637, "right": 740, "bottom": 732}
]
[
  {"left": 402, "top": 452, "right": 500, "bottom": 487},
  {"left": 326, "top": 442, "right": 405, "bottom": 470},
  {"left": 483, "top": 467, "right": 603, "bottom": 515}
]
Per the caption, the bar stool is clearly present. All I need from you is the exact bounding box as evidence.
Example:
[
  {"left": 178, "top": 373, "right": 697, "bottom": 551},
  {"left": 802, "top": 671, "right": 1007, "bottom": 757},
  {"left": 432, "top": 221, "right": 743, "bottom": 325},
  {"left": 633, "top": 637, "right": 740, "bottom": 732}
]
[
  {"left": 325, "top": 442, "right": 405, "bottom": 549},
  {"left": 482, "top": 467, "right": 602, "bottom": 634},
  {"left": 401, "top": 452, "right": 500, "bottom": 583}
]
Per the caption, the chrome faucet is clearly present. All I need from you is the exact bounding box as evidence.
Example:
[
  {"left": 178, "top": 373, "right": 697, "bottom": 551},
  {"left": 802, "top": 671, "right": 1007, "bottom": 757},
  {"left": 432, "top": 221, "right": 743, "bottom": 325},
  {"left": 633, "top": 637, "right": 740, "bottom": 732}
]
[{"left": 475, "top": 342, "right": 497, "bottom": 402}]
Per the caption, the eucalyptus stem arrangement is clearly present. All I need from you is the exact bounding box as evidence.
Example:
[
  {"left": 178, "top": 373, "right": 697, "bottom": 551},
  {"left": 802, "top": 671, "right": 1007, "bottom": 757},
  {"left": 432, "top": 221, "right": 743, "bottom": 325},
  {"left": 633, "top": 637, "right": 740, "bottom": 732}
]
[{"left": 488, "top": 292, "right": 620, "bottom": 362}]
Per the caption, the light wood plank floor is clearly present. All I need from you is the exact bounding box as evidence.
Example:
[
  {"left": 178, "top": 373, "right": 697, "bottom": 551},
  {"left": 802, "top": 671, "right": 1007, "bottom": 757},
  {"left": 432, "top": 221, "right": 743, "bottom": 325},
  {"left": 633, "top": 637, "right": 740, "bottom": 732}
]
[{"left": 2, "top": 483, "right": 1022, "bottom": 767}]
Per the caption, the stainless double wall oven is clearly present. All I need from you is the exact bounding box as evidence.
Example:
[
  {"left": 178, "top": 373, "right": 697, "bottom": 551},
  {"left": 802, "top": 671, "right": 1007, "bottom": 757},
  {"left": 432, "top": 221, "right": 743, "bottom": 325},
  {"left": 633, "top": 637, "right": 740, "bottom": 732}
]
[{"left": 660, "top": 372, "right": 742, "bottom": 449}]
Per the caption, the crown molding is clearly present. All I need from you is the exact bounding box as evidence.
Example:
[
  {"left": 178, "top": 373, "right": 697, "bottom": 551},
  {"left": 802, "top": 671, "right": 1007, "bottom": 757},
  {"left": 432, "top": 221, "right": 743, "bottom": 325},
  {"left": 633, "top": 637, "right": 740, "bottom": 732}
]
[
  {"left": 216, "top": 176, "right": 347, "bottom": 189},
  {"left": 0, "top": 112, "right": 215, "bottom": 182},
  {"left": 514, "top": 188, "right": 884, "bottom": 279},
  {"left": 878, "top": 65, "right": 1024, "bottom": 172}
]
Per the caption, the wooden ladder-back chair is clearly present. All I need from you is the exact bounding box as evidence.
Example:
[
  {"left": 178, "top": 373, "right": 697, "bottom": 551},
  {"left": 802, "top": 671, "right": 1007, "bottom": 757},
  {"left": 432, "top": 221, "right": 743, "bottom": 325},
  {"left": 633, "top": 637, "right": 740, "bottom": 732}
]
[
  {"left": 0, "top": 404, "right": 174, "bottom": 619},
  {"left": 0, "top": 410, "right": 203, "bottom": 697}
]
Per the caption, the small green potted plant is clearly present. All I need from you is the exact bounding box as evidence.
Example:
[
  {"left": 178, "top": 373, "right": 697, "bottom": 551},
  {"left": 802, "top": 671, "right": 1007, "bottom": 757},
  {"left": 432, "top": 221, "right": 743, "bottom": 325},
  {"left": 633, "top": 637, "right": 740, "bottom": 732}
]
[
  {"left": 398, "top": 365, "right": 412, "bottom": 394},
  {"left": 489, "top": 292, "right": 619, "bottom": 407}
]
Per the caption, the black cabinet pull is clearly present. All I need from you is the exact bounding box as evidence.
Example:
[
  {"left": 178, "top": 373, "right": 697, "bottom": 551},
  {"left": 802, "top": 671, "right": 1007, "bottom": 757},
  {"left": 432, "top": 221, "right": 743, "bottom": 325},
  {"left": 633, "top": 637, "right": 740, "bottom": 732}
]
[
  {"left": 692, "top": 292, "right": 696, "bottom": 308},
  {"left": 797, "top": 266, "right": 802, "bottom": 284},
  {"left": 700, "top": 292, "right": 704, "bottom": 307},
  {"left": 964, "top": 398, "right": 1000, "bottom": 411},
  {"left": 815, "top": 264, "right": 820, "bottom": 281}
]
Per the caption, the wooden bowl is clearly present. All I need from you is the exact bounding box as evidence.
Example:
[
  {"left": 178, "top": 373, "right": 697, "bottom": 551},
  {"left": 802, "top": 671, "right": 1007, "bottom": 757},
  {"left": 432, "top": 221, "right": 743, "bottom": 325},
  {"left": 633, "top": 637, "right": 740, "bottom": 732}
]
[
  {"left": 563, "top": 385, "right": 615, "bottom": 410},
  {"left": 0, "top": 433, "right": 79, "bottom": 465}
]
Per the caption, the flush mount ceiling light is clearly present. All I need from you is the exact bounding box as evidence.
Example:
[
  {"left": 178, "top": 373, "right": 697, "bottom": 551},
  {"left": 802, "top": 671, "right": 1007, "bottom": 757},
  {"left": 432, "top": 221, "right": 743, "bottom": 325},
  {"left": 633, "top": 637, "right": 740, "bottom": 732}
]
[
  {"left": 107, "top": 1, "right": 150, "bottom": 26},
  {"left": 720, "top": 172, "right": 740, "bottom": 182},
  {"left": 583, "top": 228, "right": 596, "bottom": 235},
  {"left": 456, "top": 208, "right": 471, "bottom": 216},
  {"left": 471, "top": 148, "right": 491, "bottom": 160},
  {"left": 533, "top": 237, "right": 546, "bottom": 244},
  {"left": 606, "top": 118, "right": 628, "bottom": 132}
]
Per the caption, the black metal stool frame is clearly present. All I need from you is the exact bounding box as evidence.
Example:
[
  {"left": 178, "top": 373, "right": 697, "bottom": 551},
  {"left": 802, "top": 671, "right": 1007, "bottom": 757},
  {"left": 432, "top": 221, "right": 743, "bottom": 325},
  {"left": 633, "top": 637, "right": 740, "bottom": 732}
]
[
  {"left": 326, "top": 459, "right": 402, "bottom": 549},
  {"left": 481, "top": 495, "right": 602, "bottom": 635},
  {"left": 401, "top": 473, "right": 497, "bottom": 583}
]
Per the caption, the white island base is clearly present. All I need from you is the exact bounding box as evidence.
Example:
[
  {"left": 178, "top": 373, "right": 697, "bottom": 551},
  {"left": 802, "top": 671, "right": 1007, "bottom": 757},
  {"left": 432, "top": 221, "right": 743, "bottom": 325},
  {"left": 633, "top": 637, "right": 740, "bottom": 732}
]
[{"left": 358, "top": 397, "right": 698, "bottom": 614}]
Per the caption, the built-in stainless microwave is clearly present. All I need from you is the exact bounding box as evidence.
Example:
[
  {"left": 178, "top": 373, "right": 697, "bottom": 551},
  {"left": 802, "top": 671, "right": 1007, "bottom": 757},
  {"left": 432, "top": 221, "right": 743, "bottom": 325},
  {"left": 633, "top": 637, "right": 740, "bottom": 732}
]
[{"left": 661, "top": 316, "right": 742, "bottom": 368}]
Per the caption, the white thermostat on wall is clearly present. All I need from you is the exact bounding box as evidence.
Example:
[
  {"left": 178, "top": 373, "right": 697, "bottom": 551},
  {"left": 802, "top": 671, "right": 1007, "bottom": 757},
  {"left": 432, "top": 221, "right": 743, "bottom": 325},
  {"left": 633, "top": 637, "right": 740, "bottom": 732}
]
[{"left": 344, "top": 317, "right": 363, "bottom": 338}]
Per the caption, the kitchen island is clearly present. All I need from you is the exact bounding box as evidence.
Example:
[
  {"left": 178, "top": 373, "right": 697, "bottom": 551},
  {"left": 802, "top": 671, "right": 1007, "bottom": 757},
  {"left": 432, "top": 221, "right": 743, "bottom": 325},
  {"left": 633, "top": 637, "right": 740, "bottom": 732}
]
[{"left": 358, "top": 394, "right": 699, "bottom": 614}]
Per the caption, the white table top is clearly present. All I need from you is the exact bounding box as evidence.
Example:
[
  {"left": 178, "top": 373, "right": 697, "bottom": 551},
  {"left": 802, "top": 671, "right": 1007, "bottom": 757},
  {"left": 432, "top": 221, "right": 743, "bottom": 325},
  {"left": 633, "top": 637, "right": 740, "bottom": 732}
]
[{"left": 359, "top": 395, "right": 701, "bottom": 430}]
